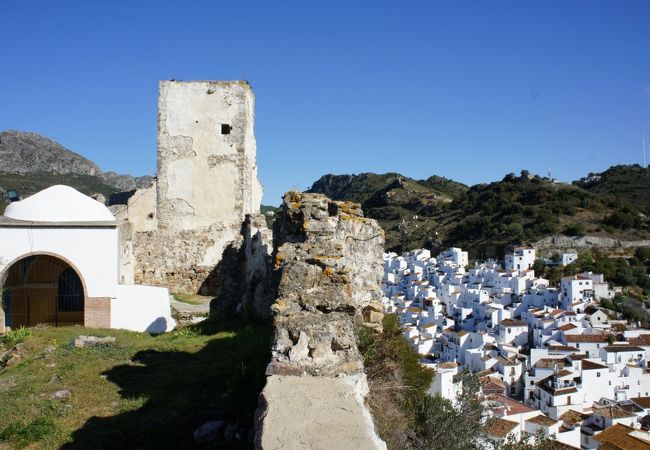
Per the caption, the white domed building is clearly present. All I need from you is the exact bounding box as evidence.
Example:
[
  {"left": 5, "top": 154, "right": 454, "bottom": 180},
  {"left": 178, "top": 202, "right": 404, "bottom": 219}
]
[{"left": 0, "top": 185, "right": 175, "bottom": 333}]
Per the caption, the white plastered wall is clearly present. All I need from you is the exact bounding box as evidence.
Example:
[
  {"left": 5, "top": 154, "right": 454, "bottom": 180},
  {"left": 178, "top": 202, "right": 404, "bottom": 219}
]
[
  {"left": 111, "top": 285, "right": 176, "bottom": 333},
  {"left": 0, "top": 227, "right": 118, "bottom": 298}
]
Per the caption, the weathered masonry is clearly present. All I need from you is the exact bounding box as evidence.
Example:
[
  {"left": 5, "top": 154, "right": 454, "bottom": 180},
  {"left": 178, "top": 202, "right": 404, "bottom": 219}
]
[
  {"left": 253, "top": 192, "right": 387, "bottom": 449},
  {"left": 115, "top": 81, "right": 263, "bottom": 294}
]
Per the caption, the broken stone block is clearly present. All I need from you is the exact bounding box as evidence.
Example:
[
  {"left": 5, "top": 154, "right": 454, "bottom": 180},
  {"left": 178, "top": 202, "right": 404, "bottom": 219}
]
[{"left": 288, "top": 331, "right": 309, "bottom": 362}]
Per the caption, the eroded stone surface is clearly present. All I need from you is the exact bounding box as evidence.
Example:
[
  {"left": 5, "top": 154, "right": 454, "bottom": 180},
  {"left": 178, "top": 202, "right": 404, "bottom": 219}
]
[
  {"left": 269, "top": 192, "right": 384, "bottom": 376},
  {"left": 255, "top": 375, "right": 387, "bottom": 450},
  {"left": 535, "top": 234, "right": 650, "bottom": 254},
  {"left": 254, "top": 192, "right": 386, "bottom": 449}
]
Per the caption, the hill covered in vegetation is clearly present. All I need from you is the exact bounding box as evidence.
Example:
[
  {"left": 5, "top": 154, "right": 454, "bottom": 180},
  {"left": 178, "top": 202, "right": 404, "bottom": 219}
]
[
  {"left": 574, "top": 164, "right": 650, "bottom": 213},
  {"left": 308, "top": 167, "right": 650, "bottom": 257},
  {"left": 307, "top": 173, "right": 469, "bottom": 252}
]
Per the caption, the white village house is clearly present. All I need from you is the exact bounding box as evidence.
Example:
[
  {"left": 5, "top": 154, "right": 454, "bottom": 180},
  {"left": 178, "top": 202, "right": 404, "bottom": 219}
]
[{"left": 0, "top": 185, "right": 175, "bottom": 333}]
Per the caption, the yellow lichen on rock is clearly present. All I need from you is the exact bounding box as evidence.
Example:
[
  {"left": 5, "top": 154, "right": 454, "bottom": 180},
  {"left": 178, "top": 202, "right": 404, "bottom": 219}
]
[{"left": 274, "top": 253, "right": 285, "bottom": 269}]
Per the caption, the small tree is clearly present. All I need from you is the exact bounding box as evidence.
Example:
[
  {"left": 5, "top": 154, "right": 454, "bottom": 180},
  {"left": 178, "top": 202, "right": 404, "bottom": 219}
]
[
  {"left": 407, "top": 372, "right": 485, "bottom": 449},
  {"left": 532, "top": 259, "right": 545, "bottom": 277}
]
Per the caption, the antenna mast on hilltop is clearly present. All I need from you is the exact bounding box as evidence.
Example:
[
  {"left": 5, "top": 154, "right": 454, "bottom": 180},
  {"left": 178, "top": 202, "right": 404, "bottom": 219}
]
[{"left": 644, "top": 135, "right": 647, "bottom": 167}]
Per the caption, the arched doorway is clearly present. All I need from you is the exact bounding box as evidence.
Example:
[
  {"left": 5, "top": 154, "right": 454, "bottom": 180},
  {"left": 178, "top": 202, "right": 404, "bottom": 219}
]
[{"left": 2, "top": 255, "right": 85, "bottom": 328}]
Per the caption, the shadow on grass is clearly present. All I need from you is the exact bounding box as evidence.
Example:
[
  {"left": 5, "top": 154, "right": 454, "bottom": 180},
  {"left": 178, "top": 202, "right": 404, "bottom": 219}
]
[{"left": 61, "top": 319, "right": 272, "bottom": 450}]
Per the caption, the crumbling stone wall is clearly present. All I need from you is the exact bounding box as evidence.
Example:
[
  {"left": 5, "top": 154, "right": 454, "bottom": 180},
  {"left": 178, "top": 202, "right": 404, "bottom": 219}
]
[
  {"left": 267, "top": 192, "right": 385, "bottom": 376},
  {"left": 211, "top": 213, "right": 274, "bottom": 318},
  {"left": 132, "top": 224, "right": 231, "bottom": 294},
  {"left": 254, "top": 192, "right": 386, "bottom": 449}
]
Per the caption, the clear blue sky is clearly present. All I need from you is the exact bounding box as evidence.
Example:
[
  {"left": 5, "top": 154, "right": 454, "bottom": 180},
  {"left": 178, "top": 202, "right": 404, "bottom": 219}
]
[{"left": 1, "top": 0, "right": 649, "bottom": 204}]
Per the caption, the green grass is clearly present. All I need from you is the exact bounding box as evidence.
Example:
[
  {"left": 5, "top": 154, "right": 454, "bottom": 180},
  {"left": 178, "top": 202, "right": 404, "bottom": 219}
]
[
  {"left": 172, "top": 293, "right": 213, "bottom": 305},
  {"left": 0, "top": 319, "right": 272, "bottom": 449}
]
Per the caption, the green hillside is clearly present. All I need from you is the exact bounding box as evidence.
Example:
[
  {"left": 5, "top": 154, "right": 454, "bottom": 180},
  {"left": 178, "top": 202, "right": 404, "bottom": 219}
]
[
  {"left": 307, "top": 173, "right": 468, "bottom": 252},
  {"left": 308, "top": 167, "right": 650, "bottom": 256},
  {"left": 574, "top": 164, "right": 650, "bottom": 213},
  {"left": 439, "top": 171, "right": 648, "bottom": 258}
]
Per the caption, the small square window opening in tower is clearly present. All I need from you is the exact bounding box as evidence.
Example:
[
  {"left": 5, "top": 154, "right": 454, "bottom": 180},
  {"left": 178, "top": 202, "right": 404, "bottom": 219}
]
[{"left": 221, "top": 124, "right": 231, "bottom": 135}]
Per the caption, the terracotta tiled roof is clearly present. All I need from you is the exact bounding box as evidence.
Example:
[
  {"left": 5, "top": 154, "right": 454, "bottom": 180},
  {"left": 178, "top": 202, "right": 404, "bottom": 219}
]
[
  {"left": 582, "top": 360, "right": 607, "bottom": 370},
  {"left": 501, "top": 319, "right": 527, "bottom": 327},
  {"left": 633, "top": 397, "right": 650, "bottom": 409},
  {"left": 593, "top": 423, "right": 650, "bottom": 449},
  {"left": 565, "top": 334, "right": 607, "bottom": 343},
  {"left": 559, "top": 323, "right": 578, "bottom": 331},
  {"left": 526, "top": 414, "right": 558, "bottom": 426},
  {"left": 603, "top": 345, "right": 644, "bottom": 353},
  {"left": 490, "top": 394, "right": 535, "bottom": 415},
  {"left": 534, "top": 358, "right": 567, "bottom": 369},
  {"left": 555, "top": 369, "right": 574, "bottom": 378},
  {"left": 548, "top": 345, "right": 580, "bottom": 352},
  {"left": 483, "top": 382, "right": 506, "bottom": 393},
  {"left": 559, "top": 409, "right": 589, "bottom": 425},
  {"left": 439, "top": 362, "right": 458, "bottom": 369},
  {"left": 593, "top": 405, "right": 636, "bottom": 419},
  {"left": 619, "top": 403, "right": 644, "bottom": 414},
  {"left": 483, "top": 417, "right": 519, "bottom": 438},
  {"left": 629, "top": 335, "right": 650, "bottom": 347}
]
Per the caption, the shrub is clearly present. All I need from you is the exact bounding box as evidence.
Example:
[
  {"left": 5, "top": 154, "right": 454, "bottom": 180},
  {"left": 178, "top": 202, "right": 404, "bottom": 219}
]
[
  {"left": 359, "top": 314, "right": 434, "bottom": 448},
  {"left": 563, "top": 224, "right": 586, "bottom": 236},
  {"left": 0, "top": 418, "right": 59, "bottom": 448},
  {"left": 1, "top": 327, "right": 32, "bottom": 347}
]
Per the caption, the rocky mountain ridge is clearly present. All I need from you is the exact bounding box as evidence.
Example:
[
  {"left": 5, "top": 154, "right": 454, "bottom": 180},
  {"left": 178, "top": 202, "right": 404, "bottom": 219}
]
[{"left": 0, "top": 130, "right": 152, "bottom": 193}]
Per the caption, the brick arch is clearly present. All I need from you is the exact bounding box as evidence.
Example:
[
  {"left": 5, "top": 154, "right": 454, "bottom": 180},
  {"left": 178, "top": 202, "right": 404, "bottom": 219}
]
[
  {"left": 1, "top": 251, "right": 89, "bottom": 295},
  {"left": 1, "top": 251, "right": 88, "bottom": 330}
]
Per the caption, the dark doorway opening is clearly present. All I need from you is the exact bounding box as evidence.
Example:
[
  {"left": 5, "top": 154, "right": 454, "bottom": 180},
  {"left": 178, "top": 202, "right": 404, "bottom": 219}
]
[{"left": 2, "top": 255, "right": 85, "bottom": 328}]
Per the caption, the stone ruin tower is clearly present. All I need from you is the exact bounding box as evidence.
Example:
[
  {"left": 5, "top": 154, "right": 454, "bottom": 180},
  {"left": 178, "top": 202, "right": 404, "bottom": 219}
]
[{"left": 116, "top": 81, "right": 263, "bottom": 294}]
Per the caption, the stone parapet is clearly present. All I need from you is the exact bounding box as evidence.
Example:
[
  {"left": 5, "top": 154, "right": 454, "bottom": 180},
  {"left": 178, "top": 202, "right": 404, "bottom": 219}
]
[{"left": 254, "top": 192, "right": 387, "bottom": 449}]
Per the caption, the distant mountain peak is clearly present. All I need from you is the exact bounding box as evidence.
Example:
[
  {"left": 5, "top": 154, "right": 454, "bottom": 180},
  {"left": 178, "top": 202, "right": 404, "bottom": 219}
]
[
  {"left": 0, "top": 130, "right": 102, "bottom": 176},
  {"left": 0, "top": 130, "right": 153, "bottom": 212},
  {"left": 0, "top": 130, "right": 152, "bottom": 191}
]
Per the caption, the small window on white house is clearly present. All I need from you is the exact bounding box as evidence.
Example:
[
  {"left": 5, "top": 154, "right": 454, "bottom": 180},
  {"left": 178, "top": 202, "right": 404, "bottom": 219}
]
[
  {"left": 597, "top": 372, "right": 601, "bottom": 377},
  {"left": 221, "top": 124, "right": 232, "bottom": 134}
]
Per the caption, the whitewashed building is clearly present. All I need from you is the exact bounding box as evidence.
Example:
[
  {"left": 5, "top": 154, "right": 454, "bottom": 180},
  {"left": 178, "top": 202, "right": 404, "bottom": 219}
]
[
  {"left": 0, "top": 185, "right": 176, "bottom": 333},
  {"left": 505, "top": 247, "right": 536, "bottom": 271}
]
